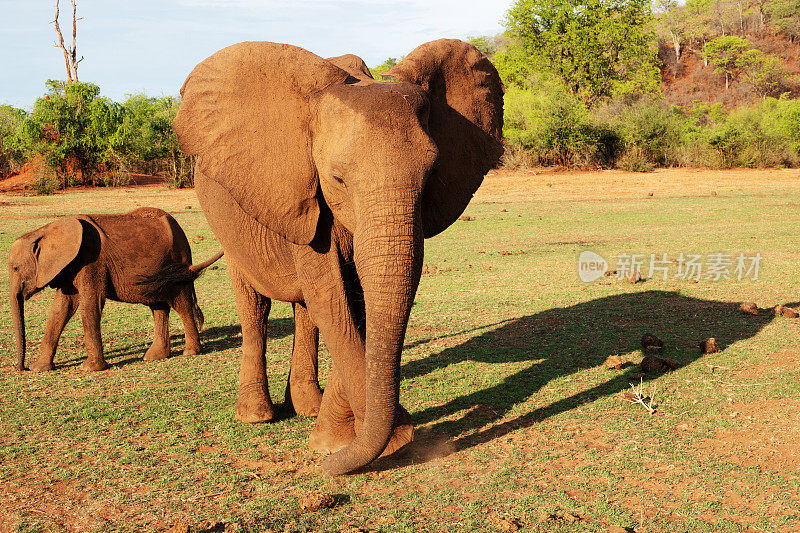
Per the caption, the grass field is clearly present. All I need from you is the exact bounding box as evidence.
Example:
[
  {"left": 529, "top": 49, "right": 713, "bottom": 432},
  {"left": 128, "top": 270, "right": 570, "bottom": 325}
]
[{"left": 2, "top": 167, "right": 800, "bottom": 532}]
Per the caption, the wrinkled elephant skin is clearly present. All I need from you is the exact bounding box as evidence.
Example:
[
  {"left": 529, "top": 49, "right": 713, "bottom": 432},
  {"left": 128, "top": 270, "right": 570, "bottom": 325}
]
[
  {"left": 8, "top": 207, "right": 223, "bottom": 372},
  {"left": 174, "top": 39, "right": 504, "bottom": 474}
]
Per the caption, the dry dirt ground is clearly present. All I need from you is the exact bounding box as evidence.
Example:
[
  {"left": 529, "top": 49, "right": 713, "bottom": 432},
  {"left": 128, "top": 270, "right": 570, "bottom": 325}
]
[
  {"left": 4, "top": 166, "right": 800, "bottom": 206},
  {"left": 477, "top": 167, "right": 800, "bottom": 202}
]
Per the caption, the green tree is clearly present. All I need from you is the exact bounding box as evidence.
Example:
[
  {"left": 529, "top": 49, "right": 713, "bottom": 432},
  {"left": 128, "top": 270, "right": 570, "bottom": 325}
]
[
  {"left": 0, "top": 105, "right": 27, "bottom": 177},
  {"left": 765, "top": 0, "right": 800, "bottom": 41},
  {"left": 655, "top": 0, "right": 688, "bottom": 62},
  {"left": 12, "top": 80, "right": 124, "bottom": 187},
  {"left": 110, "top": 94, "right": 193, "bottom": 187},
  {"left": 738, "top": 48, "right": 795, "bottom": 97},
  {"left": 703, "top": 35, "right": 750, "bottom": 89},
  {"left": 369, "top": 57, "right": 399, "bottom": 80},
  {"left": 503, "top": 72, "right": 604, "bottom": 166},
  {"left": 684, "top": 0, "right": 717, "bottom": 62},
  {"left": 467, "top": 35, "right": 498, "bottom": 58},
  {"left": 505, "top": 0, "right": 660, "bottom": 105},
  {"left": 493, "top": 39, "right": 534, "bottom": 88}
]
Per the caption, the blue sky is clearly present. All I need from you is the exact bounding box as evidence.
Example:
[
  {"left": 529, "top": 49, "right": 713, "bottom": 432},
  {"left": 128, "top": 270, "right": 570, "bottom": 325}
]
[{"left": 1, "top": 0, "right": 513, "bottom": 109}]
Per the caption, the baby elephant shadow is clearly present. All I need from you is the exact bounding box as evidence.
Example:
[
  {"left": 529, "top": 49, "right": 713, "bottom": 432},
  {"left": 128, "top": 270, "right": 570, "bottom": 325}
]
[{"left": 54, "top": 318, "right": 294, "bottom": 370}]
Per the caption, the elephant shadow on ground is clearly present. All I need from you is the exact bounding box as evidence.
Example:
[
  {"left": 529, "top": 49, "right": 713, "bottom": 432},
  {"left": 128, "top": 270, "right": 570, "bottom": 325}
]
[
  {"left": 366, "top": 290, "right": 774, "bottom": 472},
  {"left": 55, "top": 318, "right": 294, "bottom": 370}
]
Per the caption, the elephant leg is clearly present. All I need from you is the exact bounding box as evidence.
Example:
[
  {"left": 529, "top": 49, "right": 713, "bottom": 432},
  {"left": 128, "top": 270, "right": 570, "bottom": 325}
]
[
  {"left": 30, "top": 290, "right": 79, "bottom": 372},
  {"left": 294, "top": 247, "right": 413, "bottom": 455},
  {"left": 144, "top": 304, "right": 170, "bottom": 361},
  {"left": 309, "top": 366, "right": 355, "bottom": 453},
  {"left": 310, "top": 364, "right": 413, "bottom": 458},
  {"left": 172, "top": 288, "right": 201, "bottom": 356},
  {"left": 230, "top": 263, "right": 276, "bottom": 423},
  {"left": 285, "top": 302, "right": 323, "bottom": 417},
  {"left": 79, "top": 292, "right": 109, "bottom": 372}
]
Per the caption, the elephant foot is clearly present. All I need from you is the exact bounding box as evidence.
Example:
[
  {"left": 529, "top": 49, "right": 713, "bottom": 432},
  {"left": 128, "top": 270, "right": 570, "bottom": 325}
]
[
  {"left": 285, "top": 380, "right": 323, "bottom": 418},
  {"left": 182, "top": 344, "right": 201, "bottom": 357},
  {"left": 309, "top": 419, "right": 356, "bottom": 455},
  {"left": 309, "top": 407, "right": 414, "bottom": 458},
  {"left": 80, "top": 359, "right": 109, "bottom": 372},
  {"left": 143, "top": 344, "right": 169, "bottom": 361},
  {"left": 380, "top": 406, "right": 414, "bottom": 458},
  {"left": 29, "top": 359, "right": 55, "bottom": 372},
  {"left": 235, "top": 405, "right": 276, "bottom": 423},
  {"left": 235, "top": 392, "right": 276, "bottom": 423}
]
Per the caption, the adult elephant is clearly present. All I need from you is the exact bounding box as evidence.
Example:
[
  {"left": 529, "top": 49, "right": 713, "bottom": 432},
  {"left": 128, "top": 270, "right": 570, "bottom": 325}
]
[{"left": 174, "top": 39, "right": 503, "bottom": 475}]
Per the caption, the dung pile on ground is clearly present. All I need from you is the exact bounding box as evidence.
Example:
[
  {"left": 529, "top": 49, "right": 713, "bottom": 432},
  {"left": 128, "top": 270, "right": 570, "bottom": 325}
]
[
  {"left": 641, "top": 355, "right": 681, "bottom": 373},
  {"left": 740, "top": 302, "right": 759, "bottom": 315},
  {"left": 641, "top": 333, "right": 664, "bottom": 353},
  {"left": 774, "top": 305, "right": 799, "bottom": 318},
  {"left": 699, "top": 337, "right": 719, "bottom": 354},
  {"left": 604, "top": 355, "right": 626, "bottom": 370},
  {"left": 300, "top": 492, "right": 336, "bottom": 512}
]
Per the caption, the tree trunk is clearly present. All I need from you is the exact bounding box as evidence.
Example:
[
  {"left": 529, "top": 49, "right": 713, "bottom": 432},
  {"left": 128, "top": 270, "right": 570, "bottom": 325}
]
[
  {"left": 53, "top": 0, "right": 73, "bottom": 83},
  {"left": 672, "top": 32, "right": 681, "bottom": 62},
  {"left": 53, "top": 0, "right": 82, "bottom": 83},
  {"left": 738, "top": 1, "right": 744, "bottom": 34},
  {"left": 70, "top": 0, "right": 79, "bottom": 81}
]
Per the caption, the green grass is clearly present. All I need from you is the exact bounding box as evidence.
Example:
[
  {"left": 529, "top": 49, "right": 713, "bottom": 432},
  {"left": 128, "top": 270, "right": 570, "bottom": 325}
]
[{"left": 2, "top": 175, "right": 800, "bottom": 531}]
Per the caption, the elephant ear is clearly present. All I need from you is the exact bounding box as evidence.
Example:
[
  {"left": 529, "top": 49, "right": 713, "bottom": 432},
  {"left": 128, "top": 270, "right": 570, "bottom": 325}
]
[
  {"left": 34, "top": 217, "right": 83, "bottom": 289},
  {"left": 326, "top": 54, "right": 374, "bottom": 80},
  {"left": 385, "top": 39, "right": 504, "bottom": 238},
  {"left": 174, "top": 42, "right": 351, "bottom": 244}
]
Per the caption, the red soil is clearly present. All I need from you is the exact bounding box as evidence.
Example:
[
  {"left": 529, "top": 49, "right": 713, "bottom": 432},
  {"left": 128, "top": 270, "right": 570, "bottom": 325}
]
[{"left": 0, "top": 161, "right": 164, "bottom": 193}]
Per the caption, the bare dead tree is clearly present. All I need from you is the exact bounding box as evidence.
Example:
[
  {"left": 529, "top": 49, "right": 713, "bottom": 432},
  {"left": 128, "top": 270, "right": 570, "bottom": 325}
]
[{"left": 53, "top": 0, "right": 83, "bottom": 82}]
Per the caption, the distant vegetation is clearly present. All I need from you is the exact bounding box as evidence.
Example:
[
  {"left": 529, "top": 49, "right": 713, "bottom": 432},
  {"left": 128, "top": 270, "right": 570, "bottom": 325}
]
[
  {"left": 485, "top": 0, "right": 800, "bottom": 170},
  {"left": 0, "top": 0, "right": 196, "bottom": 193},
  {"left": 2, "top": 0, "right": 800, "bottom": 193},
  {"left": 0, "top": 81, "right": 193, "bottom": 193}
]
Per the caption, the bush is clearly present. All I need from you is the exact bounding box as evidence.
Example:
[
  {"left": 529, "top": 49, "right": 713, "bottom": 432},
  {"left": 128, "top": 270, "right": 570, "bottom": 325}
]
[
  {"left": 705, "top": 98, "right": 800, "bottom": 167},
  {"left": 504, "top": 74, "right": 601, "bottom": 166},
  {"left": 164, "top": 153, "right": 195, "bottom": 189},
  {"left": 112, "top": 94, "right": 193, "bottom": 186},
  {"left": 500, "top": 141, "right": 536, "bottom": 169},
  {"left": 502, "top": 78, "right": 800, "bottom": 171},
  {"left": 31, "top": 164, "right": 59, "bottom": 195},
  {"left": 617, "top": 147, "right": 656, "bottom": 172},
  {"left": 763, "top": 97, "right": 800, "bottom": 155},
  {"left": 0, "top": 105, "right": 27, "bottom": 177},
  {"left": 596, "top": 98, "right": 685, "bottom": 168},
  {"left": 10, "top": 80, "right": 123, "bottom": 186},
  {"left": 8, "top": 82, "right": 196, "bottom": 191}
]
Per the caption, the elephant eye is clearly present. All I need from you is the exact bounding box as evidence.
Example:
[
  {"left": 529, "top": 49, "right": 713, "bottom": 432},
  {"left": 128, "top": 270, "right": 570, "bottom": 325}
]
[{"left": 12, "top": 266, "right": 18, "bottom": 271}]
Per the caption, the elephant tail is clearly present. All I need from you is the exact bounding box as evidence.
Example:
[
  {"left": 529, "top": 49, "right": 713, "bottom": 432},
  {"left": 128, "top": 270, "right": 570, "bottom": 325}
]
[
  {"left": 187, "top": 251, "right": 222, "bottom": 332},
  {"left": 190, "top": 250, "right": 224, "bottom": 273},
  {"left": 192, "top": 285, "right": 205, "bottom": 332},
  {"left": 135, "top": 250, "right": 223, "bottom": 300}
]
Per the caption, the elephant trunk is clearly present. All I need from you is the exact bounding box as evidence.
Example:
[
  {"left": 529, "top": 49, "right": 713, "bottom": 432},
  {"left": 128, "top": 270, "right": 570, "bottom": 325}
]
[
  {"left": 322, "top": 197, "right": 423, "bottom": 475},
  {"left": 10, "top": 281, "right": 26, "bottom": 371}
]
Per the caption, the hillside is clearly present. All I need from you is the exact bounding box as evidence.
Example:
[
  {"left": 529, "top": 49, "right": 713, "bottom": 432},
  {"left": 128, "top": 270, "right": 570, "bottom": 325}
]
[{"left": 659, "top": 32, "right": 800, "bottom": 108}]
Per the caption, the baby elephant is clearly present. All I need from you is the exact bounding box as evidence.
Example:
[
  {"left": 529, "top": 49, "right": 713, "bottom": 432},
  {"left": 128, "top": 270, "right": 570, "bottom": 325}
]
[{"left": 8, "top": 207, "right": 223, "bottom": 372}]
